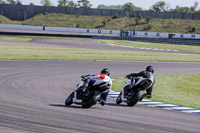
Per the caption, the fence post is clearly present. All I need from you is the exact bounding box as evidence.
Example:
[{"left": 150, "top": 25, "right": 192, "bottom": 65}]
[
  {"left": 93, "top": 16, "right": 95, "bottom": 29},
  {"left": 163, "top": 19, "right": 165, "bottom": 32},
  {"left": 1, "top": 10, "right": 3, "bottom": 24},
  {"left": 70, "top": 15, "right": 72, "bottom": 28},
  {"left": 116, "top": 21, "right": 119, "bottom": 30},
  {"left": 24, "top": 11, "right": 26, "bottom": 24},
  {"left": 187, "top": 20, "right": 190, "bottom": 32},
  {"left": 47, "top": 13, "right": 49, "bottom": 24}
]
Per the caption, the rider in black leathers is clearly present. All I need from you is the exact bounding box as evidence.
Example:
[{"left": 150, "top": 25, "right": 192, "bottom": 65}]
[{"left": 126, "top": 66, "right": 155, "bottom": 100}]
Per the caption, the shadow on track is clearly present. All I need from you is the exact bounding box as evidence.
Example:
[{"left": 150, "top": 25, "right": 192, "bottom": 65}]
[
  {"left": 49, "top": 104, "right": 82, "bottom": 109},
  {"left": 106, "top": 103, "right": 127, "bottom": 107},
  {"left": 49, "top": 104, "right": 101, "bottom": 109}
]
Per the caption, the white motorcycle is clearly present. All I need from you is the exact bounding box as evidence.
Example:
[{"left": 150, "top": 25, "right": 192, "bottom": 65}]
[
  {"left": 116, "top": 76, "right": 152, "bottom": 106},
  {"left": 65, "top": 76, "right": 111, "bottom": 108}
]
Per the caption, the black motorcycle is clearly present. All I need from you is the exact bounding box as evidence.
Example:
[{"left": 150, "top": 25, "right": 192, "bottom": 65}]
[{"left": 116, "top": 76, "right": 152, "bottom": 106}]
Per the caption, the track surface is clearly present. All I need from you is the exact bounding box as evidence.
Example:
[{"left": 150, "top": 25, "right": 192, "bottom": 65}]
[
  {"left": 0, "top": 38, "right": 200, "bottom": 133},
  {"left": 0, "top": 38, "right": 199, "bottom": 54}
]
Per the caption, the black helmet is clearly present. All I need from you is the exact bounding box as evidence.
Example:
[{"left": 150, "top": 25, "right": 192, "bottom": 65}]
[
  {"left": 100, "top": 68, "right": 110, "bottom": 76},
  {"left": 146, "top": 66, "right": 154, "bottom": 73}
]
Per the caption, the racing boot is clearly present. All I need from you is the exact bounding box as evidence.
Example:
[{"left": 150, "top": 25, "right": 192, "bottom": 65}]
[
  {"left": 145, "top": 94, "right": 152, "bottom": 99},
  {"left": 98, "top": 98, "right": 106, "bottom": 106},
  {"left": 140, "top": 93, "right": 151, "bottom": 101}
]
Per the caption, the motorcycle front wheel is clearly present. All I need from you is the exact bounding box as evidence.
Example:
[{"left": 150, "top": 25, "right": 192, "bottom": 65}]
[
  {"left": 116, "top": 92, "right": 122, "bottom": 104},
  {"left": 65, "top": 92, "right": 74, "bottom": 106}
]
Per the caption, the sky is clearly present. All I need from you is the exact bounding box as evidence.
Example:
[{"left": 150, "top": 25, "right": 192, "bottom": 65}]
[{"left": 19, "top": 0, "right": 200, "bottom": 10}]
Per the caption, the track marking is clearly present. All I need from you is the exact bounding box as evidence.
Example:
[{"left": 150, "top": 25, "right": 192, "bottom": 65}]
[
  {"left": 106, "top": 43, "right": 179, "bottom": 52},
  {"left": 108, "top": 90, "right": 200, "bottom": 114}
]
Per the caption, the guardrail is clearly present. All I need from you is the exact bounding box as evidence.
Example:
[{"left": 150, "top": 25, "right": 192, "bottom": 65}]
[{"left": 92, "top": 36, "right": 200, "bottom": 46}]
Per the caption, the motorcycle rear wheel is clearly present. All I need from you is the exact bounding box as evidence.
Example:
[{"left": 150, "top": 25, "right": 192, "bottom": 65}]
[
  {"left": 127, "top": 90, "right": 143, "bottom": 107},
  {"left": 82, "top": 91, "right": 100, "bottom": 109}
]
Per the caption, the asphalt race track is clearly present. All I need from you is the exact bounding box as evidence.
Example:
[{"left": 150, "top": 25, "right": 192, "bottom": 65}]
[{"left": 0, "top": 38, "right": 200, "bottom": 133}]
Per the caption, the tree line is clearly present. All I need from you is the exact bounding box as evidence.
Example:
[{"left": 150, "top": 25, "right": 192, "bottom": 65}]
[{"left": 0, "top": 0, "right": 200, "bottom": 13}]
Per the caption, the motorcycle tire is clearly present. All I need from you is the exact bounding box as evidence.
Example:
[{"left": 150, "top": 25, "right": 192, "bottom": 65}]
[
  {"left": 127, "top": 90, "right": 143, "bottom": 107},
  {"left": 82, "top": 91, "right": 100, "bottom": 109},
  {"left": 116, "top": 92, "right": 122, "bottom": 104},
  {"left": 65, "top": 92, "right": 74, "bottom": 106}
]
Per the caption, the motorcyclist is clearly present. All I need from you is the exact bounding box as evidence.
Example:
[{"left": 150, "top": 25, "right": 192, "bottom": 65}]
[
  {"left": 126, "top": 66, "right": 155, "bottom": 100},
  {"left": 80, "top": 68, "right": 112, "bottom": 106}
]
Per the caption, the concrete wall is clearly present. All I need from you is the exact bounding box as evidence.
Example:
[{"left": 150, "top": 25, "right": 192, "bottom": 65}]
[
  {"left": 0, "top": 4, "right": 200, "bottom": 21},
  {"left": 1, "top": 24, "right": 200, "bottom": 40}
]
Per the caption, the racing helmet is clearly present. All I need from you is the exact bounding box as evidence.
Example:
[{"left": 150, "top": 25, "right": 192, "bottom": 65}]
[
  {"left": 100, "top": 68, "right": 110, "bottom": 76},
  {"left": 146, "top": 66, "right": 154, "bottom": 73}
]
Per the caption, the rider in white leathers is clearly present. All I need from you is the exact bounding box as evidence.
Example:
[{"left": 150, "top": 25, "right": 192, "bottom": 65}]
[{"left": 81, "top": 68, "right": 112, "bottom": 105}]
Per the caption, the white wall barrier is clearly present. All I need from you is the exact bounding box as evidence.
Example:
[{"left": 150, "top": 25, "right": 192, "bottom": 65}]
[
  {"left": 130, "top": 31, "right": 200, "bottom": 39},
  {"left": 0, "top": 24, "right": 120, "bottom": 35},
  {"left": 0, "top": 24, "right": 200, "bottom": 39}
]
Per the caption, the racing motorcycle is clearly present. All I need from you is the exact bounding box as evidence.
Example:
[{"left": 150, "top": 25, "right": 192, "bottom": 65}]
[
  {"left": 116, "top": 76, "right": 152, "bottom": 106},
  {"left": 65, "top": 76, "right": 111, "bottom": 108}
]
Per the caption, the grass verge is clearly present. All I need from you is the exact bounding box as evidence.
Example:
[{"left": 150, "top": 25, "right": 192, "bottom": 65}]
[
  {"left": 0, "top": 43, "right": 200, "bottom": 62},
  {"left": 112, "top": 73, "right": 200, "bottom": 109},
  {"left": 0, "top": 36, "right": 32, "bottom": 42},
  {"left": 100, "top": 40, "right": 200, "bottom": 53}
]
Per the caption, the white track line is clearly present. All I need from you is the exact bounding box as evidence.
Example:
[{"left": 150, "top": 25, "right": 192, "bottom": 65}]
[
  {"left": 106, "top": 43, "right": 179, "bottom": 52},
  {"left": 108, "top": 91, "right": 200, "bottom": 114}
]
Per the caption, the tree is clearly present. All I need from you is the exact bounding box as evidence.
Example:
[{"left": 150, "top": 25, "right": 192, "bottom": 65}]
[
  {"left": 77, "top": 0, "right": 92, "bottom": 8},
  {"left": 57, "top": 0, "right": 77, "bottom": 7},
  {"left": 123, "top": 2, "right": 142, "bottom": 11},
  {"left": 6, "top": 0, "right": 16, "bottom": 4},
  {"left": 57, "top": 0, "right": 66, "bottom": 6},
  {"left": 0, "top": 0, "right": 6, "bottom": 4},
  {"left": 97, "top": 5, "right": 106, "bottom": 9},
  {"left": 173, "top": 6, "right": 191, "bottom": 13},
  {"left": 29, "top": 3, "right": 34, "bottom": 6},
  {"left": 123, "top": 2, "right": 135, "bottom": 11},
  {"left": 170, "top": 2, "right": 199, "bottom": 13},
  {"left": 193, "top": 1, "right": 199, "bottom": 11},
  {"left": 16, "top": 0, "right": 22, "bottom": 5},
  {"left": 97, "top": 4, "right": 142, "bottom": 10},
  {"left": 190, "top": 2, "right": 199, "bottom": 13},
  {"left": 41, "top": 0, "right": 52, "bottom": 6},
  {"left": 197, "top": 8, "right": 200, "bottom": 13},
  {"left": 150, "top": 1, "right": 166, "bottom": 12},
  {"left": 98, "top": 5, "right": 123, "bottom": 10},
  {"left": 67, "top": 0, "right": 77, "bottom": 7}
]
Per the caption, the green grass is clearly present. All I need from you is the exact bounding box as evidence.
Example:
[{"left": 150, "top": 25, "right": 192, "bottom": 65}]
[
  {"left": 0, "top": 36, "right": 199, "bottom": 53},
  {"left": 0, "top": 36, "right": 32, "bottom": 42},
  {"left": 0, "top": 43, "right": 200, "bottom": 62},
  {"left": 112, "top": 73, "right": 200, "bottom": 109},
  {"left": 100, "top": 40, "right": 200, "bottom": 53},
  {"left": 1, "top": 13, "right": 200, "bottom": 34}
]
